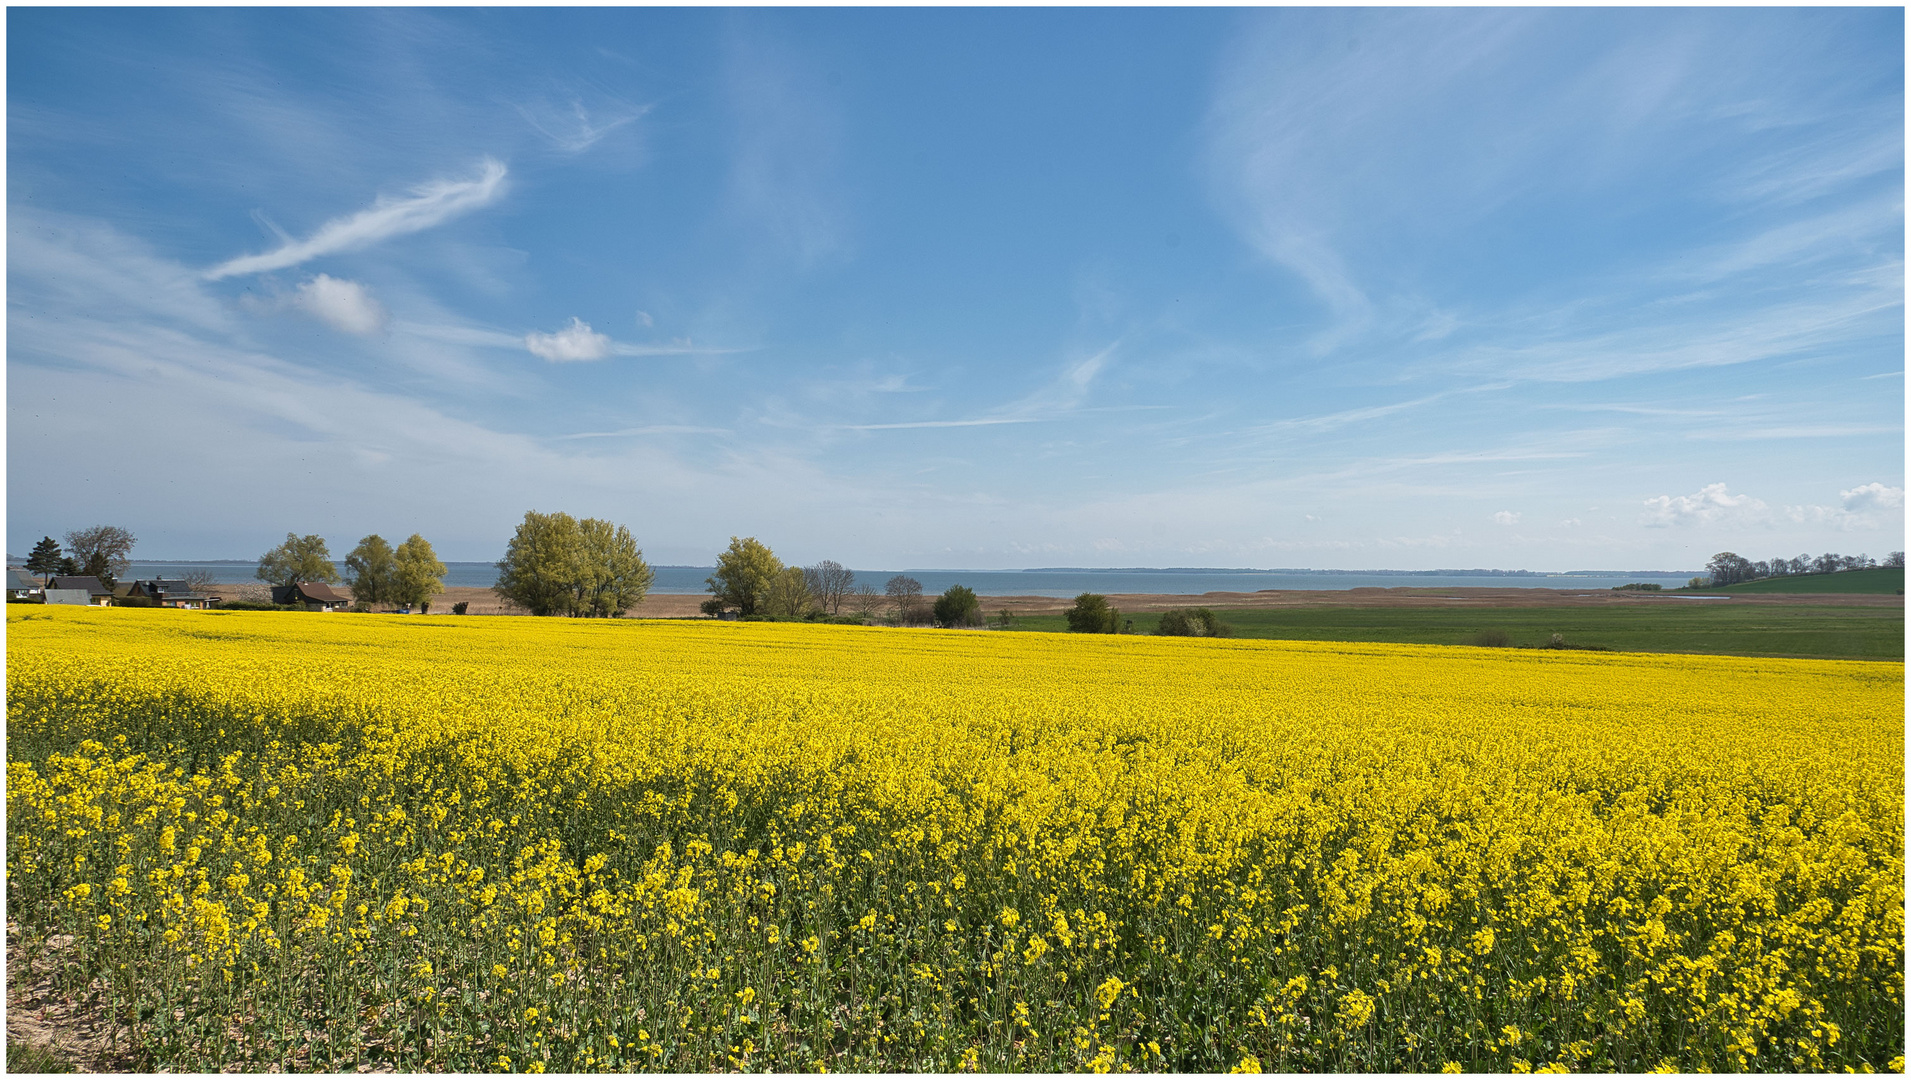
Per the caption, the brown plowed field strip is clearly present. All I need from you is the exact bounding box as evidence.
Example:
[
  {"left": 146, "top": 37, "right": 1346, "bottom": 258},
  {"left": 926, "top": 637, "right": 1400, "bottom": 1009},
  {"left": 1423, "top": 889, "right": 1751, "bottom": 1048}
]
[{"left": 203, "top": 583, "right": 1900, "bottom": 619}]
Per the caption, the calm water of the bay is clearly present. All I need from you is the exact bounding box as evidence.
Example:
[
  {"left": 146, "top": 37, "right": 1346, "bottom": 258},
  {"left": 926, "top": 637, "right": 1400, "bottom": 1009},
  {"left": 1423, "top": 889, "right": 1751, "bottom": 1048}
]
[{"left": 124, "top": 561, "right": 1701, "bottom": 597}]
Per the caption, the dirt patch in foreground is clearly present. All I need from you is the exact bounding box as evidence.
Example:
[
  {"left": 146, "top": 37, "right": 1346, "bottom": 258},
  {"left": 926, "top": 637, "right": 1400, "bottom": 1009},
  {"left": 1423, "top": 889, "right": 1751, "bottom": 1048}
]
[{"left": 7, "top": 921, "right": 139, "bottom": 1072}]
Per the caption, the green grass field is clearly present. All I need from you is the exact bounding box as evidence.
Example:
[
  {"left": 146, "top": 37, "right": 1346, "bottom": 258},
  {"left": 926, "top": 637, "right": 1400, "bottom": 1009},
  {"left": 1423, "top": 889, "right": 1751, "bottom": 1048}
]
[
  {"left": 1006, "top": 601, "right": 1903, "bottom": 661},
  {"left": 1711, "top": 567, "right": 1904, "bottom": 594}
]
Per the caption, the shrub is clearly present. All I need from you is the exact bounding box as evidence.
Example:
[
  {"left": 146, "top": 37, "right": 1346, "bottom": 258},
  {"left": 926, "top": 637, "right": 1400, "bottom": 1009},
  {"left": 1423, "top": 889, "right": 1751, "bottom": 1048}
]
[
  {"left": 452, "top": 602, "right": 469, "bottom": 616},
  {"left": 1064, "top": 593, "right": 1121, "bottom": 634},
  {"left": 1471, "top": 629, "right": 1511, "bottom": 648},
  {"left": 1612, "top": 583, "right": 1662, "bottom": 592},
  {"left": 933, "top": 585, "right": 982, "bottom": 628},
  {"left": 1524, "top": 633, "right": 1610, "bottom": 652},
  {"left": 113, "top": 596, "right": 155, "bottom": 608},
  {"left": 1156, "top": 608, "right": 1233, "bottom": 638}
]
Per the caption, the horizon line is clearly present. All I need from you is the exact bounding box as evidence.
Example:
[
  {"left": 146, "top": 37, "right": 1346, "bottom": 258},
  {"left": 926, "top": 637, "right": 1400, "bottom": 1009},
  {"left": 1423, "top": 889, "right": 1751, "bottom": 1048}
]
[{"left": 82, "top": 558, "right": 1717, "bottom": 577}]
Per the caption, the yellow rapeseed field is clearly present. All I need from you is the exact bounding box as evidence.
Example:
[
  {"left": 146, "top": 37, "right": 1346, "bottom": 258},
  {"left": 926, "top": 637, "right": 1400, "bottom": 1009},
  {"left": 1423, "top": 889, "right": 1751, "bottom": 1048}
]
[{"left": 6, "top": 606, "right": 1903, "bottom": 1072}]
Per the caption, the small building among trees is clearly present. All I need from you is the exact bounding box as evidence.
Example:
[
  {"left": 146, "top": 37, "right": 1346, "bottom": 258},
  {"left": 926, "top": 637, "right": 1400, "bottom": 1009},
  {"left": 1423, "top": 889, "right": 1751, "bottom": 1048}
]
[
  {"left": 124, "top": 579, "right": 216, "bottom": 609},
  {"left": 270, "top": 581, "right": 350, "bottom": 612}
]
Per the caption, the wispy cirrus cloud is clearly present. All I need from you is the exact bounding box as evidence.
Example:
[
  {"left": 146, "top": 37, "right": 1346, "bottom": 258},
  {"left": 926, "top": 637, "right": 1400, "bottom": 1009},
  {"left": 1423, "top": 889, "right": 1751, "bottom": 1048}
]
[
  {"left": 205, "top": 158, "right": 507, "bottom": 280},
  {"left": 552, "top": 425, "right": 731, "bottom": 440},
  {"left": 400, "top": 319, "right": 740, "bottom": 362},
  {"left": 826, "top": 344, "right": 1119, "bottom": 433},
  {"left": 837, "top": 417, "right": 1048, "bottom": 432},
  {"left": 722, "top": 23, "right": 848, "bottom": 266},
  {"left": 515, "top": 96, "right": 648, "bottom": 154},
  {"left": 1204, "top": 6, "right": 1902, "bottom": 392}
]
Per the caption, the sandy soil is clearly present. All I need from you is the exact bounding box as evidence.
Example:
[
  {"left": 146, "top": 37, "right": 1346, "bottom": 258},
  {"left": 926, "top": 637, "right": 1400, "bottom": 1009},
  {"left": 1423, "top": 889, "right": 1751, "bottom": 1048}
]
[
  {"left": 7, "top": 921, "right": 139, "bottom": 1072},
  {"left": 214, "top": 583, "right": 1896, "bottom": 619}
]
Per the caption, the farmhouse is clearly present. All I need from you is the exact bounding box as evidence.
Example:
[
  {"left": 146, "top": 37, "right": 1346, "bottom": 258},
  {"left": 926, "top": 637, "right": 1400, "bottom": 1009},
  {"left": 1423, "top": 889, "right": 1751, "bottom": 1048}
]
[
  {"left": 7, "top": 568, "right": 45, "bottom": 602},
  {"left": 45, "top": 575, "right": 113, "bottom": 606},
  {"left": 124, "top": 578, "right": 217, "bottom": 609},
  {"left": 270, "top": 581, "right": 349, "bottom": 612}
]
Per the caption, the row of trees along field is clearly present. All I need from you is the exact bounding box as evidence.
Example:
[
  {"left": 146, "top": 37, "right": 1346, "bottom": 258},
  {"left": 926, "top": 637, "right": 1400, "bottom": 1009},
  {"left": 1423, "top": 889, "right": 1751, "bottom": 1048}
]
[
  {"left": 256, "top": 532, "right": 449, "bottom": 612},
  {"left": 1702, "top": 549, "right": 1904, "bottom": 587},
  {"left": 489, "top": 521, "right": 993, "bottom": 626},
  {"left": 695, "top": 536, "right": 982, "bottom": 626}
]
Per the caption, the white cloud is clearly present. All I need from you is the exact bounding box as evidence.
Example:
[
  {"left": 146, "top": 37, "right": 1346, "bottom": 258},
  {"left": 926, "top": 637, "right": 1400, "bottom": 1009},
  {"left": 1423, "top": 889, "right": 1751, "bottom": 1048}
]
[
  {"left": 1492, "top": 510, "right": 1521, "bottom": 525},
  {"left": 205, "top": 158, "right": 507, "bottom": 280},
  {"left": 1641, "top": 482, "right": 1769, "bottom": 528},
  {"left": 525, "top": 317, "right": 612, "bottom": 362},
  {"left": 290, "top": 274, "right": 387, "bottom": 335},
  {"left": 1840, "top": 482, "right": 1904, "bottom": 513}
]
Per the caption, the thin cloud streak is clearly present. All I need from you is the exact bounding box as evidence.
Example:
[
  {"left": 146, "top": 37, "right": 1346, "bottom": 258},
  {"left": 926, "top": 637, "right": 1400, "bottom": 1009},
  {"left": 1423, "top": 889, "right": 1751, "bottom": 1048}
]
[
  {"left": 205, "top": 158, "right": 508, "bottom": 280},
  {"left": 552, "top": 425, "right": 732, "bottom": 440},
  {"left": 836, "top": 417, "right": 1049, "bottom": 432},
  {"left": 399, "top": 320, "right": 743, "bottom": 360}
]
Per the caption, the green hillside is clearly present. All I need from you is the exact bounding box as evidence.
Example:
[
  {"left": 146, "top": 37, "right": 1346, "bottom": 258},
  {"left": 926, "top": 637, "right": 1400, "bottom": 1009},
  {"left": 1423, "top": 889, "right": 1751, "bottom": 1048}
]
[{"left": 1718, "top": 567, "right": 1904, "bottom": 594}]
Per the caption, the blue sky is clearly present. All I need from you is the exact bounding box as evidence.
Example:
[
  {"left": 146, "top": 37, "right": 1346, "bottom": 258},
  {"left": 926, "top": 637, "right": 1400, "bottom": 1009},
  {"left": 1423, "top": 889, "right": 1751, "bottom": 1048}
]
[{"left": 7, "top": 7, "right": 1903, "bottom": 569}]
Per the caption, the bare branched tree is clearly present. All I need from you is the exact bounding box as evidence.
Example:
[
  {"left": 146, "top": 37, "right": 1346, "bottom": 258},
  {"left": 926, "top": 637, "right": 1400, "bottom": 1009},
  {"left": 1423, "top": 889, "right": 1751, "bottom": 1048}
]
[
  {"left": 64, "top": 525, "right": 137, "bottom": 588},
  {"left": 885, "top": 575, "right": 924, "bottom": 625},
  {"left": 803, "top": 560, "right": 856, "bottom": 615}
]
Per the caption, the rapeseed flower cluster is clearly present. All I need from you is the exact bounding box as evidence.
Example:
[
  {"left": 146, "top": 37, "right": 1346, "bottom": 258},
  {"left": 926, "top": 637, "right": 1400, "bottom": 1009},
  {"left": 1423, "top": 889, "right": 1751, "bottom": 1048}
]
[{"left": 6, "top": 607, "right": 1902, "bottom": 1071}]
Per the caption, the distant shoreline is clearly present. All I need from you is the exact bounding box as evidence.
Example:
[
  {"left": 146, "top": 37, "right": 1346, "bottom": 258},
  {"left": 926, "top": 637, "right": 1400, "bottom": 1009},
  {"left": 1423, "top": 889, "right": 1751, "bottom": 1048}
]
[
  {"left": 109, "top": 561, "right": 1706, "bottom": 597},
  {"left": 113, "top": 559, "right": 1701, "bottom": 576}
]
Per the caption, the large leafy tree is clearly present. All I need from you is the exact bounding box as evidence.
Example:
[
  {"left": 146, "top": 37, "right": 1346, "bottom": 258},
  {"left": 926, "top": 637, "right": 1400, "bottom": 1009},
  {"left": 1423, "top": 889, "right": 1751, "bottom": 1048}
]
[
  {"left": 495, "top": 511, "right": 580, "bottom": 616},
  {"left": 393, "top": 534, "right": 449, "bottom": 613},
  {"left": 256, "top": 533, "right": 339, "bottom": 587},
  {"left": 495, "top": 511, "right": 652, "bottom": 617},
  {"left": 1706, "top": 552, "right": 1755, "bottom": 587},
  {"left": 705, "top": 537, "right": 784, "bottom": 617},
  {"left": 762, "top": 566, "right": 816, "bottom": 618},
  {"left": 64, "top": 525, "right": 136, "bottom": 588},
  {"left": 344, "top": 535, "right": 397, "bottom": 608},
  {"left": 1064, "top": 593, "right": 1121, "bottom": 634},
  {"left": 932, "top": 584, "right": 981, "bottom": 628},
  {"left": 574, "top": 518, "right": 653, "bottom": 618},
  {"left": 26, "top": 537, "right": 64, "bottom": 581}
]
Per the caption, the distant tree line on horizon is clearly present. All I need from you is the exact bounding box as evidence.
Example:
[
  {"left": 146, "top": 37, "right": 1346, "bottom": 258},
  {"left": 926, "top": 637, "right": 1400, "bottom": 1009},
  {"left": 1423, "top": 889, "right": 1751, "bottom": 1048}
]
[
  {"left": 25, "top": 517, "right": 1904, "bottom": 623},
  {"left": 1700, "top": 549, "right": 1903, "bottom": 588}
]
